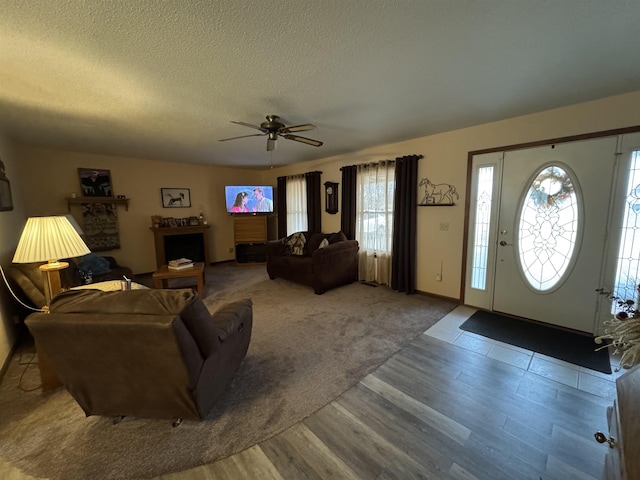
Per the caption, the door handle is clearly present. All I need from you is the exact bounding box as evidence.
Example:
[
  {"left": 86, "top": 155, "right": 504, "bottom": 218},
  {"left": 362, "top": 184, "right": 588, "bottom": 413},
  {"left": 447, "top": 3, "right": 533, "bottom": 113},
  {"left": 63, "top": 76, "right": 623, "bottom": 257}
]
[{"left": 499, "top": 240, "right": 512, "bottom": 247}]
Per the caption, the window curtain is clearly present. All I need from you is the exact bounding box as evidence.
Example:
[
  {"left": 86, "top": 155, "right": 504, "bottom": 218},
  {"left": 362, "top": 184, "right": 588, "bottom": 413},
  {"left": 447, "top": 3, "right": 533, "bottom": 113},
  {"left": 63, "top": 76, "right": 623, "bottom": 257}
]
[
  {"left": 391, "top": 154, "right": 421, "bottom": 294},
  {"left": 355, "top": 160, "right": 395, "bottom": 285},
  {"left": 341, "top": 165, "right": 357, "bottom": 240},
  {"left": 305, "top": 171, "right": 322, "bottom": 234},
  {"left": 286, "top": 174, "right": 307, "bottom": 236},
  {"left": 277, "top": 176, "right": 287, "bottom": 238}
]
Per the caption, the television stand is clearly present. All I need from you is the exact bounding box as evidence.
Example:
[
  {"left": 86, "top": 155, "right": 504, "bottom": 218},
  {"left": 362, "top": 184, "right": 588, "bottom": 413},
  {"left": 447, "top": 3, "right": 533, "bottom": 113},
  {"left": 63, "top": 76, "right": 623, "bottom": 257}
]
[{"left": 234, "top": 216, "right": 267, "bottom": 264}]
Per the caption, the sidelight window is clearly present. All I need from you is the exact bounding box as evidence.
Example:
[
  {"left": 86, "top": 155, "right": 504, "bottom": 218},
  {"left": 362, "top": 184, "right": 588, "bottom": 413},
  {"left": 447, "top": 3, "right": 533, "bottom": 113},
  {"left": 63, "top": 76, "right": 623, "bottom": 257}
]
[
  {"left": 611, "top": 150, "right": 640, "bottom": 309},
  {"left": 470, "top": 166, "right": 494, "bottom": 290}
]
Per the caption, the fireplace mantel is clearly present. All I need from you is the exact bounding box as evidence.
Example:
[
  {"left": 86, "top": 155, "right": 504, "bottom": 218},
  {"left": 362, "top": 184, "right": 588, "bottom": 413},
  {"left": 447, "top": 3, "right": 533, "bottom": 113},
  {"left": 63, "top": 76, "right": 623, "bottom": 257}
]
[{"left": 150, "top": 225, "right": 211, "bottom": 268}]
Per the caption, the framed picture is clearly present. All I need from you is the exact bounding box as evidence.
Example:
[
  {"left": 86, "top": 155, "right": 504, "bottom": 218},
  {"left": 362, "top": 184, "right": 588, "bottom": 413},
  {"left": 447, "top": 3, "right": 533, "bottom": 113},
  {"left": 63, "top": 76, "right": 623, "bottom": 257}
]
[
  {"left": 189, "top": 216, "right": 199, "bottom": 226},
  {"left": 78, "top": 168, "right": 113, "bottom": 197},
  {"left": 161, "top": 188, "right": 191, "bottom": 208},
  {"left": 166, "top": 217, "right": 177, "bottom": 228}
]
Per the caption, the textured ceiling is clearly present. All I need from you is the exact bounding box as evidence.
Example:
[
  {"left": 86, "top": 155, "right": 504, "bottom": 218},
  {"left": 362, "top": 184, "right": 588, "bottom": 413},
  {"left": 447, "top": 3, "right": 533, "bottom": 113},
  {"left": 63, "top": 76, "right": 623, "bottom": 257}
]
[{"left": 1, "top": 1, "right": 640, "bottom": 169}]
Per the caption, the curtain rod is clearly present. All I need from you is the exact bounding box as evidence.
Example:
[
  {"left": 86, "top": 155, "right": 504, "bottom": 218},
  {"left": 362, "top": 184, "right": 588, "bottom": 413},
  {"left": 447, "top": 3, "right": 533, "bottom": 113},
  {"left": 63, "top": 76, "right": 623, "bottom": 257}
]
[{"left": 339, "top": 154, "right": 423, "bottom": 171}]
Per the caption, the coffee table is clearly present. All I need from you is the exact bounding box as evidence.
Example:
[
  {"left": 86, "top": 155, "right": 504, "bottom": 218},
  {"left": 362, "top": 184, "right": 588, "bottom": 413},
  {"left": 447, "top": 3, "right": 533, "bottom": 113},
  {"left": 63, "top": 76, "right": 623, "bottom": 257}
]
[{"left": 152, "top": 262, "right": 205, "bottom": 296}]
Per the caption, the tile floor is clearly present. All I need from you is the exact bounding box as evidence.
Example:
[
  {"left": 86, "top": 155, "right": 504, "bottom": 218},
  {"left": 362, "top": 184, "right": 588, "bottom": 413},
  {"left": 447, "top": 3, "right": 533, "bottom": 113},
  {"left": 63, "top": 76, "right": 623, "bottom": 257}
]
[{"left": 424, "top": 306, "right": 624, "bottom": 402}]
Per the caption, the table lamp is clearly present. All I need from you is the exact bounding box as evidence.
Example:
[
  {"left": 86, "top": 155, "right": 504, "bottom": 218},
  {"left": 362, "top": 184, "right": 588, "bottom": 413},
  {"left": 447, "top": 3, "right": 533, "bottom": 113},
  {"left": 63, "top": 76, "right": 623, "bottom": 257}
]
[{"left": 13, "top": 216, "right": 91, "bottom": 305}]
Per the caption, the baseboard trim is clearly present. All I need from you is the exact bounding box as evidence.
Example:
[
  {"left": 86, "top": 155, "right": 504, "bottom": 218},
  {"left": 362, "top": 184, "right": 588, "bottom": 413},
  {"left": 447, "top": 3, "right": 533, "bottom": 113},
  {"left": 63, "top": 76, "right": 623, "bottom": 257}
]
[{"left": 415, "top": 289, "right": 460, "bottom": 304}]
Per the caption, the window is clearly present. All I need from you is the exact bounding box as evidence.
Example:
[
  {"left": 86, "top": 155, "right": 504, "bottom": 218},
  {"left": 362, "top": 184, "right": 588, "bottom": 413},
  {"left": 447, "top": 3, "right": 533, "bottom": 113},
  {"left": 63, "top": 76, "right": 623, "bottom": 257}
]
[
  {"left": 470, "top": 166, "right": 494, "bottom": 290},
  {"left": 612, "top": 150, "right": 640, "bottom": 310},
  {"left": 286, "top": 175, "right": 307, "bottom": 236},
  {"left": 355, "top": 161, "right": 395, "bottom": 284}
]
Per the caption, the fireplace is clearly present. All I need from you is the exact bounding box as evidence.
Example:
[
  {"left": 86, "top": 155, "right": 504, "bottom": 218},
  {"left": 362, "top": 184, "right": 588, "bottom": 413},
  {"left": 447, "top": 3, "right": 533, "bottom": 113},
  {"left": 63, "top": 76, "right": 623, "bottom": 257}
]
[
  {"left": 150, "top": 225, "right": 211, "bottom": 268},
  {"left": 164, "top": 233, "right": 204, "bottom": 263}
]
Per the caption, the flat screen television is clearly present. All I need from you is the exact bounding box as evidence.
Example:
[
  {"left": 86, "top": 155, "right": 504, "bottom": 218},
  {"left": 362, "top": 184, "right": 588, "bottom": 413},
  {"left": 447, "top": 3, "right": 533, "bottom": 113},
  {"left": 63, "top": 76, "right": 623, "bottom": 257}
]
[{"left": 225, "top": 185, "right": 274, "bottom": 214}]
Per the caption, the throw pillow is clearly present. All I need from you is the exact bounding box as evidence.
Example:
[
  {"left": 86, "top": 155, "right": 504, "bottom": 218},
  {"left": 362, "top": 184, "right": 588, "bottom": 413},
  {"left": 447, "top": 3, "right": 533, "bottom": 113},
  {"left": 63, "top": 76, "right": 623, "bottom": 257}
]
[
  {"left": 286, "top": 232, "right": 306, "bottom": 255},
  {"left": 328, "top": 231, "right": 348, "bottom": 244},
  {"left": 318, "top": 238, "right": 329, "bottom": 249},
  {"left": 75, "top": 253, "right": 112, "bottom": 276},
  {"left": 306, "top": 232, "right": 328, "bottom": 255}
]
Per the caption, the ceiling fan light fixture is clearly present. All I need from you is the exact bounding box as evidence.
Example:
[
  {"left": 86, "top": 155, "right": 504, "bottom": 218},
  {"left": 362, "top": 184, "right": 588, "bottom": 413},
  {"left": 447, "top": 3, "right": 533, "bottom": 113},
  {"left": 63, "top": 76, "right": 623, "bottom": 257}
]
[{"left": 220, "top": 114, "right": 322, "bottom": 151}]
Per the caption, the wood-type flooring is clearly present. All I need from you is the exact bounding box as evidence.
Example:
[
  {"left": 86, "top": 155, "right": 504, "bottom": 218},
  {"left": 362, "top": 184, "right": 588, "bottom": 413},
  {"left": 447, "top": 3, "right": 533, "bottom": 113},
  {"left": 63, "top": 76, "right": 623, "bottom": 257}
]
[
  {"left": 159, "top": 332, "right": 609, "bottom": 480},
  {"left": 1, "top": 320, "right": 611, "bottom": 480}
]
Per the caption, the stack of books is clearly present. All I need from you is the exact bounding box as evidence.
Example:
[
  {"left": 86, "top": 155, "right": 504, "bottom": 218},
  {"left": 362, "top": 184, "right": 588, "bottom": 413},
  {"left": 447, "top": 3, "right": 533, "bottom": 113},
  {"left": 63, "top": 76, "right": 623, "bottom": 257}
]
[{"left": 168, "top": 258, "right": 194, "bottom": 271}]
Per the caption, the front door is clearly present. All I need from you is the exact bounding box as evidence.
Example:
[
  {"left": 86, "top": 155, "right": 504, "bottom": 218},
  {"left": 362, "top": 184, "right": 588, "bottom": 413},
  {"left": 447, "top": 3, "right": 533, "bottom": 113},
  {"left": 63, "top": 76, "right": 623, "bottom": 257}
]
[{"left": 466, "top": 136, "right": 619, "bottom": 333}]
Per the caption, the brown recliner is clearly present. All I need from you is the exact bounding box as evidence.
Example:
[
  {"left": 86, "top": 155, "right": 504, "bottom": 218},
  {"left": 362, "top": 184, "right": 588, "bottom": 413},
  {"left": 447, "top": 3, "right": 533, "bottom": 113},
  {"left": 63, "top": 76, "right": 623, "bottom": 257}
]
[{"left": 25, "top": 288, "right": 252, "bottom": 421}]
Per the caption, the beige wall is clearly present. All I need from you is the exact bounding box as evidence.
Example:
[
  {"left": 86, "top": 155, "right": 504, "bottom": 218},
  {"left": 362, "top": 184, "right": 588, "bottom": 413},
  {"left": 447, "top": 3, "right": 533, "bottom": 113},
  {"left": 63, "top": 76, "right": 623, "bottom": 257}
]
[
  {"left": 14, "top": 147, "right": 263, "bottom": 274},
  {"left": 0, "top": 134, "right": 28, "bottom": 371},
  {"left": 262, "top": 90, "right": 640, "bottom": 298}
]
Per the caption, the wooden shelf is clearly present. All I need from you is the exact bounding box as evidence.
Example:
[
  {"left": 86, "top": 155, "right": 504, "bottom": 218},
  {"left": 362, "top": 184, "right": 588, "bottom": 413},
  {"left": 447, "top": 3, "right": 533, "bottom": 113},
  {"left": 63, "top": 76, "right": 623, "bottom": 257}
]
[{"left": 66, "top": 197, "right": 129, "bottom": 212}]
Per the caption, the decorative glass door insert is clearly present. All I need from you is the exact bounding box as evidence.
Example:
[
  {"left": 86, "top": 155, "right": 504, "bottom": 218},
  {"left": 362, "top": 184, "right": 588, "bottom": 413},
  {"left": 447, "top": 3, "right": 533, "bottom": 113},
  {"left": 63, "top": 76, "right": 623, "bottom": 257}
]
[{"left": 517, "top": 165, "right": 579, "bottom": 292}]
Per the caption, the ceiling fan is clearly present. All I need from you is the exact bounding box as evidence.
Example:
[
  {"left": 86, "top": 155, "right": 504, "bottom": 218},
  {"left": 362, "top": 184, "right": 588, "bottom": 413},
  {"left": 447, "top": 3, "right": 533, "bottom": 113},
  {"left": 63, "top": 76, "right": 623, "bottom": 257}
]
[{"left": 219, "top": 115, "right": 323, "bottom": 151}]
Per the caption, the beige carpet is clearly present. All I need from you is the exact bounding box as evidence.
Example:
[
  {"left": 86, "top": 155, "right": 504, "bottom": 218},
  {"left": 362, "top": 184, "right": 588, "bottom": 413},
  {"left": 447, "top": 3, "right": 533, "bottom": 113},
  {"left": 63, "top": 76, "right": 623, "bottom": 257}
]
[{"left": 0, "top": 264, "right": 457, "bottom": 480}]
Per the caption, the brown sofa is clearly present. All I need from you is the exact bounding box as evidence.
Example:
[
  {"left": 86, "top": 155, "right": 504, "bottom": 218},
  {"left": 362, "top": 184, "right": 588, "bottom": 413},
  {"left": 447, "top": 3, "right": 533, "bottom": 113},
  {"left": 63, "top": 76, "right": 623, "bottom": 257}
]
[
  {"left": 266, "top": 231, "right": 359, "bottom": 294},
  {"left": 25, "top": 288, "right": 252, "bottom": 421},
  {"left": 7, "top": 255, "right": 133, "bottom": 309}
]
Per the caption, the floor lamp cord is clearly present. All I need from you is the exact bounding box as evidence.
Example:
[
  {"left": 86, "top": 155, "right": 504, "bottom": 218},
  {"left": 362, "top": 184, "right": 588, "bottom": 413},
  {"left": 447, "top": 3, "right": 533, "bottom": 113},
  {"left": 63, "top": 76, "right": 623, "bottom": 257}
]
[{"left": 0, "top": 265, "right": 47, "bottom": 313}]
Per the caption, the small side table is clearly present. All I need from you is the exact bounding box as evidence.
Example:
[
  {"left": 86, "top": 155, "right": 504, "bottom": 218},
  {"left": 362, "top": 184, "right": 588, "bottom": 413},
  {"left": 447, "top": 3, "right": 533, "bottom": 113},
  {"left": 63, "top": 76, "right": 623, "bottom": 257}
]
[{"left": 152, "top": 262, "right": 205, "bottom": 296}]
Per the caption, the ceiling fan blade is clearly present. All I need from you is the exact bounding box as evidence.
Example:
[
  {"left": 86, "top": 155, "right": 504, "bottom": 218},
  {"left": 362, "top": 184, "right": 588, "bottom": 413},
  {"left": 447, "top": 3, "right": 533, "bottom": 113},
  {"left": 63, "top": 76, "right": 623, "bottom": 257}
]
[
  {"left": 219, "top": 133, "right": 266, "bottom": 142},
  {"left": 282, "top": 134, "right": 323, "bottom": 147},
  {"left": 267, "top": 138, "right": 277, "bottom": 151},
  {"left": 230, "top": 121, "right": 267, "bottom": 132},
  {"left": 279, "top": 123, "right": 317, "bottom": 134}
]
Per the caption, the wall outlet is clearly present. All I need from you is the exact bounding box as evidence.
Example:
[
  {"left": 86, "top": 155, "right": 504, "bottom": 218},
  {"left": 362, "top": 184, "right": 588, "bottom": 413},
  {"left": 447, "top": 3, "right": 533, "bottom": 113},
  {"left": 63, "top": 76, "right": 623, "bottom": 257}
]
[
  {"left": 436, "top": 274, "right": 442, "bottom": 281},
  {"left": 439, "top": 222, "right": 449, "bottom": 231},
  {"left": 228, "top": 247, "right": 234, "bottom": 253}
]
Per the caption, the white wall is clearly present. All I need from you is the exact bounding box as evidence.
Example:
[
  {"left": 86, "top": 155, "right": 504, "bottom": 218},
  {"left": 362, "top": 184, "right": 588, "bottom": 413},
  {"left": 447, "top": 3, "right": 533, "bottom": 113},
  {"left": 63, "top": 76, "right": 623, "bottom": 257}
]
[{"left": 261, "top": 90, "right": 640, "bottom": 298}]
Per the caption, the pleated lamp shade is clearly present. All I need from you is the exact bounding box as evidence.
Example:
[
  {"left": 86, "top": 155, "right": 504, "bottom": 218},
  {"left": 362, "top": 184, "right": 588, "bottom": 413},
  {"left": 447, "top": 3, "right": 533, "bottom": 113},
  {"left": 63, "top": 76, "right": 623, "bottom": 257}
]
[{"left": 13, "top": 216, "right": 91, "bottom": 265}]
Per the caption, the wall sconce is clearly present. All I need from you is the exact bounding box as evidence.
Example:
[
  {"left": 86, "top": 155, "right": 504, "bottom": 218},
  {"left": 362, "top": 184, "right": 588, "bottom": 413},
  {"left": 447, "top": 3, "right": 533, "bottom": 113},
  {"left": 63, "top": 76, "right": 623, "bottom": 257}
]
[{"left": 324, "top": 181, "right": 338, "bottom": 214}]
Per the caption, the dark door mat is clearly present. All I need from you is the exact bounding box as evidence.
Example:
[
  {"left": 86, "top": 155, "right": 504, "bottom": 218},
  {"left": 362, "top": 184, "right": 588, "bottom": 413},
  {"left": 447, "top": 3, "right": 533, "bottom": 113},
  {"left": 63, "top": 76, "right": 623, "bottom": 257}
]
[{"left": 460, "top": 310, "right": 611, "bottom": 374}]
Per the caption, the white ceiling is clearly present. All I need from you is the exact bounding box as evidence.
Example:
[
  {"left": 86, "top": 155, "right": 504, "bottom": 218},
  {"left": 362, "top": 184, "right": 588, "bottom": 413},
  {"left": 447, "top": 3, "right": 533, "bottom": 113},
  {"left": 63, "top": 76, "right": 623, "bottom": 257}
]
[{"left": 2, "top": 1, "right": 640, "bottom": 169}]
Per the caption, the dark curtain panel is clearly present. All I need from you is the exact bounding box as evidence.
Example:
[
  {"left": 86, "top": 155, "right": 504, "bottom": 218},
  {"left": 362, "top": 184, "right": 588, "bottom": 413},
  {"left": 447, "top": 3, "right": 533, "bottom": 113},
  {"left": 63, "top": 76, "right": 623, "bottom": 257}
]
[
  {"left": 391, "top": 154, "right": 422, "bottom": 294},
  {"left": 340, "top": 165, "right": 357, "bottom": 240},
  {"left": 277, "top": 176, "right": 287, "bottom": 238},
  {"left": 305, "top": 171, "right": 322, "bottom": 233}
]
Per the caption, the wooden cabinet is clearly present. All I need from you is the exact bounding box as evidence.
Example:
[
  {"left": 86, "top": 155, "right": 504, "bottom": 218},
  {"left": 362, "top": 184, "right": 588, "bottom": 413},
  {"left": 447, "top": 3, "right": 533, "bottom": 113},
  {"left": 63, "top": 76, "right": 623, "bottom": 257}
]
[
  {"left": 598, "top": 364, "right": 640, "bottom": 480},
  {"left": 234, "top": 215, "right": 267, "bottom": 264}
]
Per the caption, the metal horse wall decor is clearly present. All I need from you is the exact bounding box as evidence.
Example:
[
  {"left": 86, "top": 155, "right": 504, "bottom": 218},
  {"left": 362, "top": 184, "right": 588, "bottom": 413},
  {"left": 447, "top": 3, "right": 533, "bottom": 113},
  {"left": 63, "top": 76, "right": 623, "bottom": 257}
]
[{"left": 419, "top": 177, "right": 459, "bottom": 205}]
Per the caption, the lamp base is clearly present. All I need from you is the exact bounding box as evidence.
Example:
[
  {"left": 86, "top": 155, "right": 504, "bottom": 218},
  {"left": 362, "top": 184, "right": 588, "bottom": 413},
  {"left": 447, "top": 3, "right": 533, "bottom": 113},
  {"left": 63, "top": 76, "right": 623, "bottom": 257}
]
[{"left": 39, "top": 261, "right": 69, "bottom": 305}]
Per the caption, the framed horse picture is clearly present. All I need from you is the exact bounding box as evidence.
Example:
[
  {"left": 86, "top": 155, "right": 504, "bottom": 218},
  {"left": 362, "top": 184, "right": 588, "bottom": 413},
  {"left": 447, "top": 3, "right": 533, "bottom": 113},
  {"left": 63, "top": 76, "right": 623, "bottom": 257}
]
[{"left": 161, "top": 188, "right": 191, "bottom": 208}]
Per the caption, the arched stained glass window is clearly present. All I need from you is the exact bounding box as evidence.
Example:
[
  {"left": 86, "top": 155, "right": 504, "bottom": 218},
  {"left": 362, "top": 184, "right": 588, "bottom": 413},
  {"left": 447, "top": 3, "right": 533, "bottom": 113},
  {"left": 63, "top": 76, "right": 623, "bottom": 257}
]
[{"left": 517, "top": 165, "right": 579, "bottom": 291}]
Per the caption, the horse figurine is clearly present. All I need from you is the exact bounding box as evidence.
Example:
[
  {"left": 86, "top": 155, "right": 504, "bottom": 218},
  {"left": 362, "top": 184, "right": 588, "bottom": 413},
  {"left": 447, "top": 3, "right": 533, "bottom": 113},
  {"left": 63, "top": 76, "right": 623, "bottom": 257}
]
[{"left": 419, "top": 178, "right": 459, "bottom": 205}]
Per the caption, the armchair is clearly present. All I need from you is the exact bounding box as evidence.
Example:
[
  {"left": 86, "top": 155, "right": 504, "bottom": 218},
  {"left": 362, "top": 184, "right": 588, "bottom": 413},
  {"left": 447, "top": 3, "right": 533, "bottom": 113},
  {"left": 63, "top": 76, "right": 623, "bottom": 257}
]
[{"left": 25, "top": 288, "right": 252, "bottom": 421}]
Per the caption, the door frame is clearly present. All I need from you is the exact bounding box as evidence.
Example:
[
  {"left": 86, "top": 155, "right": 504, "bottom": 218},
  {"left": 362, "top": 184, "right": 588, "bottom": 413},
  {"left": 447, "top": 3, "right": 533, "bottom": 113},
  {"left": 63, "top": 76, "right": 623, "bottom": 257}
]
[{"left": 461, "top": 125, "right": 640, "bottom": 307}]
